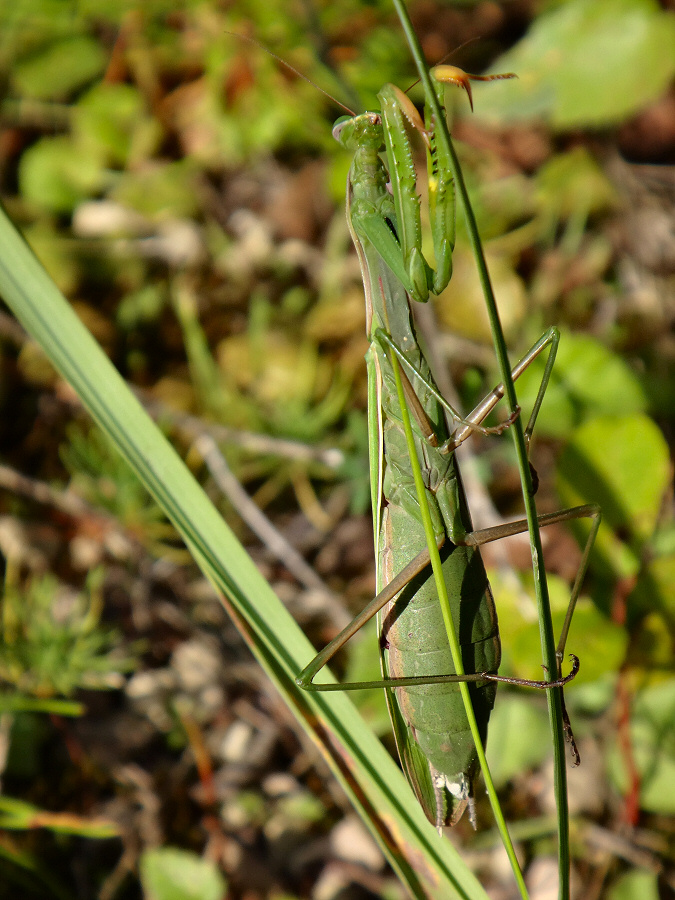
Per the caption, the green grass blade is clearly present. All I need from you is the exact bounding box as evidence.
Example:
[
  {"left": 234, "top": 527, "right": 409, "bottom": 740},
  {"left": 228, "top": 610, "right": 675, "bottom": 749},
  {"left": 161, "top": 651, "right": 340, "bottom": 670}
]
[{"left": 0, "top": 208, "right": 489, "bottom": 900}]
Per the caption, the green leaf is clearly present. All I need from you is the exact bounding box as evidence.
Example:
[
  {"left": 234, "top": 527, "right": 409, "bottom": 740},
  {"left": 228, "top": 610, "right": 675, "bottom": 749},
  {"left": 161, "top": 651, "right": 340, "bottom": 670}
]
[
  {"left": 471, "top": 0, "right": 675, "bottom": 129},
  {"left": 628, "top": 554, "right": 675, "bottom": 628},
  {"left": 556, "top": 413, "right": 671, "bottom": 578},
  {"left": 12, "top": 35, "right": 107, "bottom": 101},
  {"left": 19, "top": 135, "right": 105, "bottom": 214},
  {"left": 486, "top": 696, "right": 550, "bottom": 788},
  {"left": 558, "top": 601, "right": 627, "bottom": 685},
  {"left": 140, "top": 848, "right": 226, "bottom": 900},
  {"left": 0, "top": 795, "right": 118, "bottom": 838},
  {"left": 492, "top": 573, "right": 627, "bottom": 686},
  {"left": 74, "top": 83, "right": 161, "bottom": 167},
  {"left": 607, "top": 870, "right": 660, "bottom": 900},
  {"left": 534, "top": 147, "right": 617, "bottom": 225},
  {"left": 515, "top": 332, "right": 646, "bottom": 440}
]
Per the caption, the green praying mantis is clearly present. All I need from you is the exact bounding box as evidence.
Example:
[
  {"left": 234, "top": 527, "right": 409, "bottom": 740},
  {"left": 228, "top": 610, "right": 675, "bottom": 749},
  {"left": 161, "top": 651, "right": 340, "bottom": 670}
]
[{"left": 296, "top": 60, "right": 601, "bottom": 829}]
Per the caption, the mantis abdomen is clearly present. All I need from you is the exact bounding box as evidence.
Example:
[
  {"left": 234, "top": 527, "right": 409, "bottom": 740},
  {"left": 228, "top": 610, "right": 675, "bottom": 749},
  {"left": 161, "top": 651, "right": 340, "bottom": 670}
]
[{"left": 382, "top": 496, "right": 500, "bottom": 823}]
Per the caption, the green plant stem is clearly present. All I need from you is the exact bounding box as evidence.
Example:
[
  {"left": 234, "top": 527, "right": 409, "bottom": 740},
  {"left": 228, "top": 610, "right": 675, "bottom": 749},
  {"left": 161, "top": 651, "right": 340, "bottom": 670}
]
[{"left": 391, "top": 2, "right": 571, "bottom": 898}]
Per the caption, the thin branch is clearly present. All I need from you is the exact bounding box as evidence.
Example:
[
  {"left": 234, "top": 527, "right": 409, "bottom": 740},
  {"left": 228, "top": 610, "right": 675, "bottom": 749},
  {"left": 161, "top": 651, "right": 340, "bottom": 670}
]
[{"left": 194, "top": 434, "right": 345, "bottom": 623}]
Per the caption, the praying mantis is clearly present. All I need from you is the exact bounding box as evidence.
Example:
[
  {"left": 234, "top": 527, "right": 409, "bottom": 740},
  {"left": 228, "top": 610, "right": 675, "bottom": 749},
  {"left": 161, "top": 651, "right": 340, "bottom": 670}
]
[{"left": 296, "top": 60, "right": 601, "bottom": 829}]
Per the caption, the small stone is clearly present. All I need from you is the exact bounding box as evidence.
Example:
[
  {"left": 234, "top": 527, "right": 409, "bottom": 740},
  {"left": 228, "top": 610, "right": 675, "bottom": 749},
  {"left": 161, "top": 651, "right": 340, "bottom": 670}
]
[
  {"left": 172, "top": 638, "right": 222, "bottom": 692},
  {"left": 329, "top": 816, "right": 384, "bottom": 870},
  {"left": 219, "top": 721, "right": 254, "bottom": 764},
  {"left": 262, "top": 772, "right": 300, "bottom": 797}
]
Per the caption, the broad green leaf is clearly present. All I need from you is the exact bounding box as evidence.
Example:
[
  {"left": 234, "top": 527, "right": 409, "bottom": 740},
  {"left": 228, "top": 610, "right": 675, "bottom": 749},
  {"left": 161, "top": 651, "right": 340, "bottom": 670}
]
[
  {"left": 0, "top": 0, "right": 81, "bottom": 47},
  {"left": 493, "top": 573, "right": 627, "bottom": 686},
  {"left": 74, "top": 83, "right": 161, "bottom": 167},
  {"left": 12, "top": 35, "right": 107, "bottom": 101},
  {"left": 486, "top": 697, "right": 550, "bottom": 788},
  {"left": 515, "top": 333, "right": 646, "bottom": 439},
  {"left": 555, "top": 594, "right": 627, "bottom": 686},
  {"left": 628, "top": 554, "right": 675, "bottom": 627},
  {"left": 628, "top": 610, "right": 673, "bottom": 671},
  {"left": 534, "top": 147, "right": 617, "bottom": 226},
  {"left": 140, "top": 848, "right": 226, "bottom": 900},
  {"left": 608, "top": 870, "right": 659, "bottom": 900},
  {"left": 19, "top": 136, "right": 104, "bottom": 214},
  {"left": 553, "top": 597, "right": 628, "bottom": 692},
  {"left": 471, "top": 0, "right": 675, "bottom": 129},
  {"left": 556, "top": 414, "right": 670, "bottom": 578}
]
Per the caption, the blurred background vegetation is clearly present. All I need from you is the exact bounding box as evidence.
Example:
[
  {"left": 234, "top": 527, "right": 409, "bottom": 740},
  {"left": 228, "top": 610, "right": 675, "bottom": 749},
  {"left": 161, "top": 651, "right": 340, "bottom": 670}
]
[{"left": 0, "top": 0, "right": 674, "bottom": 898}]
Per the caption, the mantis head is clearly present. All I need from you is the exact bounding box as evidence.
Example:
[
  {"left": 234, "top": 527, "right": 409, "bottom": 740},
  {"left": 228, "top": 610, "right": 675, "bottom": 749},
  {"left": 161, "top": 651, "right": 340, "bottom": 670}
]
[{"left": 332, "top": 112, "right": 384, "bottom": 151}]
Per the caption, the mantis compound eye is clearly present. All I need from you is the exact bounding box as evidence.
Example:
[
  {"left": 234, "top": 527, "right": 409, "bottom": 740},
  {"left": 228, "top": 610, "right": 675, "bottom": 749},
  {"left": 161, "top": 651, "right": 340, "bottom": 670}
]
[{"left": 332, "top": 116, "right": 352, "bottom": 141}]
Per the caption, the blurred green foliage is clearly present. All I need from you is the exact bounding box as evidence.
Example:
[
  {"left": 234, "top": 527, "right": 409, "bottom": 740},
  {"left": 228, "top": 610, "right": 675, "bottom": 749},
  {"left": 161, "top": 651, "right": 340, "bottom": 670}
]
[
  {"left": 0, "top": 794, "right": 119, "bottom": 837},
  {"left": 60, "top": 423, "right": 178, "bottom": 542},
  {"left": 1, "top": 0, "right": 675, "bottom": 896},
  {"left": 140, "top": 847, "right": 227, "bottom": 900},
  {"left": 516, "top": 335, "right": 647, "bottom": 439},
  {"left": 472, "top": 0, "right": 675, "bottom": 128},
  {"left": 486, "top": 695, "right": 551, "bottom": 788},
  {"left": 607, "top": 870, "right": 660, "bottom": 900},
  {"left": 0, "top": 568, "right": 136, "bottom": 698},
  {"left": 607, "top": 679, "right": 675, "bottom": 816}
]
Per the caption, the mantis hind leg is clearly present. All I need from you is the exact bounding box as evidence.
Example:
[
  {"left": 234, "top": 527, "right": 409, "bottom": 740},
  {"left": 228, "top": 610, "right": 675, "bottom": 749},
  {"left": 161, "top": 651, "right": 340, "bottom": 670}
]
[
  {"left": 460, "top": 504, "right": 602, "bottom": 765},
  {"left": 296, "top": 504, "right": 599, "bottom": 698},
  {"left": 464, "top": 504, "right": 601, "bottom": 665}
]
